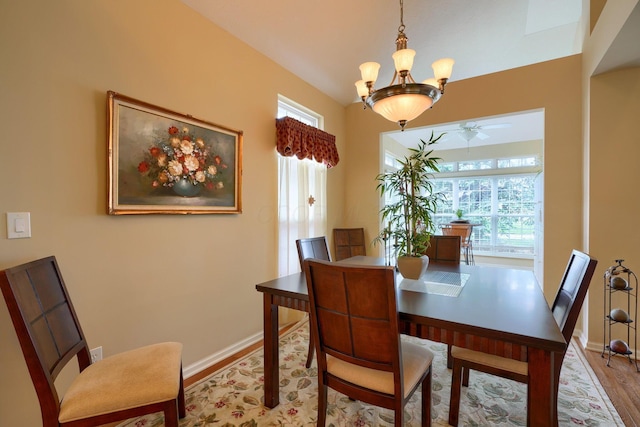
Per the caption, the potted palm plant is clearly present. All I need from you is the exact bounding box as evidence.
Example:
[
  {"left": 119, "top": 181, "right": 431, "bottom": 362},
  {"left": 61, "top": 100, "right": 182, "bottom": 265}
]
[{"left": 374, "top": 132, "right": 444, "bottom": 279}]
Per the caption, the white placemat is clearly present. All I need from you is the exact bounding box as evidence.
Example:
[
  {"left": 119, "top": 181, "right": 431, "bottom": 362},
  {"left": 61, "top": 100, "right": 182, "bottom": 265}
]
[{"left": 400, "top": 271, "right": 470, "bottom": 297}]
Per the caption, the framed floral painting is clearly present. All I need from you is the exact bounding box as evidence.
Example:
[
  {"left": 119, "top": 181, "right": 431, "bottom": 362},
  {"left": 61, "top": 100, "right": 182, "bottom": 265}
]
[{"left": 107, "top": 91, "right": 242, "bottom": 214}]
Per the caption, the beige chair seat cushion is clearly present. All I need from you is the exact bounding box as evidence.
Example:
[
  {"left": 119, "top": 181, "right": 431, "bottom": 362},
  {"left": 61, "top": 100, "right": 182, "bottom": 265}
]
[
  {"left": 327, "top": 339, "right": 433, "bottom": 397},
  {"left": 451, "top": 345, "right": 528, "bottom": 376},
  {"left": 58, "top": 342, "right": 183, "bottom": 423}
]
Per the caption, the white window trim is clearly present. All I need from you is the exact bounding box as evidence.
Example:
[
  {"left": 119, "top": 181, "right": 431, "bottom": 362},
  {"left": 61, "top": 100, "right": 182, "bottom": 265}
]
[{"left": 277, "top": 96, "right": 327, "bottom": 276}]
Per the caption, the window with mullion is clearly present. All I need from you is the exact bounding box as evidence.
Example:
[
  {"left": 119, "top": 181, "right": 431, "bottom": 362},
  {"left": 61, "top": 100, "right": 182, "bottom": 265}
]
[
  {"left": 432, "top": 173, "right": 537, "bottom": 257},
  {"left": 383, "top": 152, "right": 540, "bottom": 258},
  {"left": 495, "top": 176, "right": 535, "bottom": 253}
]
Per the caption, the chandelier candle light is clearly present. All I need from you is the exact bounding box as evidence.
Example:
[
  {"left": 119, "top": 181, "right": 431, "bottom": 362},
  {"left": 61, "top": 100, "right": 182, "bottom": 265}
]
[{"left": 355, "top": 0, "right": 454, "bottom": 131}]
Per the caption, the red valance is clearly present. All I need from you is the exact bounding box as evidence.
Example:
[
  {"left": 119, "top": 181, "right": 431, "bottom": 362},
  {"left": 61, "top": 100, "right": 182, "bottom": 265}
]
[{"left": 275, "top": 117, "right": 339, "bottom": 168}]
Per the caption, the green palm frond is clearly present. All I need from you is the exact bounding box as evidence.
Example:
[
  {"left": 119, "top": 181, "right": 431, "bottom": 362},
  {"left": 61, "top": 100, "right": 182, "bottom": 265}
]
[{"left": 373, "top": 131, "right": 445, "bottom": 257}]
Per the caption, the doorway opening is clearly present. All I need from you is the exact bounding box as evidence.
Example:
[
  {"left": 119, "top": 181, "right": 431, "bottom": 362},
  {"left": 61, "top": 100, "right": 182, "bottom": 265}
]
[{"left": 380, "top": 110, "right": 545, "bottom": 282}]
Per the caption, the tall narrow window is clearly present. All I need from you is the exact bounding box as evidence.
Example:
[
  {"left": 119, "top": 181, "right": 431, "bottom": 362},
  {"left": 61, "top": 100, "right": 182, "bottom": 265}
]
[{"left": 277, "top": 97, "right": 327, "bottom": 276}]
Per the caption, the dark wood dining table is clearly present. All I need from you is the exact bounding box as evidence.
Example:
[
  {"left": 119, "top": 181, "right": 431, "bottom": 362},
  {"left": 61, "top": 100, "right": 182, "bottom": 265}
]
[{"left": 255, "top": 256, "right": 567, "bottom": 426}]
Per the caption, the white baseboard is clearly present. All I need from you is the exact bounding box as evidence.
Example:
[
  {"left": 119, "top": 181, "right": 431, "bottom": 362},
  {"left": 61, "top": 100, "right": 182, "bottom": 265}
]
[
  {"left": 575, "top": 329, "right": 602, "bottom": 354},
  {"left": 182, "top": 329, "right": 264, "bottom": 379},
  {"left": 573, "top": 329, "right": 589, "bottom": 349},
  {"left": 584, "top": 339, "right": 603, "bottom": 353}
]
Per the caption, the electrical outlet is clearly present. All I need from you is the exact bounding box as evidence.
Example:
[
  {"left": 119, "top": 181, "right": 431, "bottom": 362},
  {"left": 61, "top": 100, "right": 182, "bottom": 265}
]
[{"left": 90, "top": 346, "right": 102, "bottom": 363}]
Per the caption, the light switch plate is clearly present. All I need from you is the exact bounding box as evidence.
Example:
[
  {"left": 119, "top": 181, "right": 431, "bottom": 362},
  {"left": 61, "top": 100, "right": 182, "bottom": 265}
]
[{"left": 7, "top": 212, "right": 31, "bottom": 239}]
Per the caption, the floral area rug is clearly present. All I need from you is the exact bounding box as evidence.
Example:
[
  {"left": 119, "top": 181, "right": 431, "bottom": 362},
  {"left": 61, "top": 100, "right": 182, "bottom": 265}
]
[{"left": 118, "top": 318, "right": 623, "bottom": 426}]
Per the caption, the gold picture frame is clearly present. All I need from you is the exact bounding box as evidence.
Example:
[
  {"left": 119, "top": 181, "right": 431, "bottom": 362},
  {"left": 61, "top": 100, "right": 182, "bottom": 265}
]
[{"left": 107, "top": 91, "right": 242, "bottom": 214}]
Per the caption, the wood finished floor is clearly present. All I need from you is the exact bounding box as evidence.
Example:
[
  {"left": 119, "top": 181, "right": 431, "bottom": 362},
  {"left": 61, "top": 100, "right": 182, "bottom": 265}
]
[{"left": 581, "top": 341, "right": 640, "bottom": 427}]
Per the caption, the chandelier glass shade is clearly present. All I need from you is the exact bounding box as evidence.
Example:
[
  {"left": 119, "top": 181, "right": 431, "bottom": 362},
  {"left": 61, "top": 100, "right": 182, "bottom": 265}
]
[
  {"left": 369, "top": 84, "right": 439, "bottom": 123},
  {"left": 355, "top": 0, "right": 454, "bottom": 130}
]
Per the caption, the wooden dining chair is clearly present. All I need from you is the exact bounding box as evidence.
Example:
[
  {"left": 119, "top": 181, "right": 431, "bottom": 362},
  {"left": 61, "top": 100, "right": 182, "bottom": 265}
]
[
  {"left": 296, "top": 236, "right": 332, "bottom": 368},
  {"left": 333, "top": 228, "right": 366, "bottom": 261},
  {"left": 424, "top": 235, "right": 461, "bottom": 264},
  {"left": 447, "top": 249, "right": 597, "bottom": 426},
  {"left": 296, "top": 236, "right": 332, "bottom": 269},
  {"left": 304, "top": 258, "right": 433, "bottom": 426},
  {"left": 441, "top": 224, "right": 474, "bottom": 265},
  {"left": 0, "top": 256, "right": 186, "bottom": 427}
]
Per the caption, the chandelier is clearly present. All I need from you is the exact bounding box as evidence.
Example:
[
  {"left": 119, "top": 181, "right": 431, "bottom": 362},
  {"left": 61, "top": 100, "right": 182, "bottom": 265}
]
[{"left": 355, "top": 0, "right": 454, "bottom": 131}]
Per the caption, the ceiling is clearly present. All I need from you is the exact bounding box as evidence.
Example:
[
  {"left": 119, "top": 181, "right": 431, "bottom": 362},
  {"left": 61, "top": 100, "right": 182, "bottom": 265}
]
[
  {"left": 181, "top": 0, "right": 640, "bottom": 149},
  {"left": 181, "top": 0, "right": 584, "bottom": 107},
  {"left": 386, "top": 110, "right": 544, "bottom": 151}
]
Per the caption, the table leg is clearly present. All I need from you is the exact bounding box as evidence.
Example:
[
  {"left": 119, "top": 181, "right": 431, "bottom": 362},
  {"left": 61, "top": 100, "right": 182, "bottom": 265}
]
[
  {"left": 527, "top": 347, "right": 559, "bottom": 427},
  {"left": 263, "top": 294, "right": 280, "bottom": 408}
]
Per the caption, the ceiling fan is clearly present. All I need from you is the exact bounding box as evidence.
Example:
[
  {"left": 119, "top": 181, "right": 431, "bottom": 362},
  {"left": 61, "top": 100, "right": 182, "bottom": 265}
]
[{"left": 454, "top": 121, "right": 511, "bottom": 142}]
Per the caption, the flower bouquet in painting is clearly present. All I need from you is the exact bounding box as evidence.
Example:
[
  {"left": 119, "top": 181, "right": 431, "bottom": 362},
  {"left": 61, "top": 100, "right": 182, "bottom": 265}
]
[{"left": 137, "top": 126, "right": 228, "bottom": 197}]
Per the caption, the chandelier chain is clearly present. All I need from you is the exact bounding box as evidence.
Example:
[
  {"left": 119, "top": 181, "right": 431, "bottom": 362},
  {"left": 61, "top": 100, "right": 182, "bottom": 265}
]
[{"left": 398, "top": 0, "right": 405, "bottom": 33}]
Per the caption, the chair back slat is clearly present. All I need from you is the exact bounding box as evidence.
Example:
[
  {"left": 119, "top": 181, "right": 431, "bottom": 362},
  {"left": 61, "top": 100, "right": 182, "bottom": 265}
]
[
  {"left": 424, "top": 235, "right": 461, "bottom": 264},
  {"left": 551, "top": 250, "right": 598, "bottom": 343},
  {"left": 296, "top": 236, "right": 331, "bottom": 269},
  {"left": 333, "top": 228, "right": 366, "bottom": 261},
  {"left": 1, "top": 257, "right": 89, "bottom": 377},
  {"left": 304, "top": 259, "right": 399, "bottom": 372}
]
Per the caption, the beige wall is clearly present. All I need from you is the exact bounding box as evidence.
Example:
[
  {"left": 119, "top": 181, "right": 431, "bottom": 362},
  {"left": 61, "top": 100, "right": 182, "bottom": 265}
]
[
  {"left": 581, "top": 1, "right": 640, "bottom": 348},
  {"left": 587, "top": 66, "right": 640, "bottom": 347},
  {"left": 0, "top": 1, "right": 345, "bottom": 425}
]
